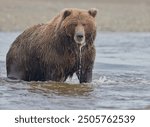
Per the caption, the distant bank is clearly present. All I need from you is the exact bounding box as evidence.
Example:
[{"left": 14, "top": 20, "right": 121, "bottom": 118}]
[{"left": 0, "top": 0, "right": 150, "bottom": 32}]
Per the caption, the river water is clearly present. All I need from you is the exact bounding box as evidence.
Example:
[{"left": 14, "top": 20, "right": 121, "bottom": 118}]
[{"left": 0, "top": 32, "right": 150, "bottom": 109}]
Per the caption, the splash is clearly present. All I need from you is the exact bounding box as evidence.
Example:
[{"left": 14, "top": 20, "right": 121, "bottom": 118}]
[{"left": 98, "top": 76, "right": 107, "bottom": 83}]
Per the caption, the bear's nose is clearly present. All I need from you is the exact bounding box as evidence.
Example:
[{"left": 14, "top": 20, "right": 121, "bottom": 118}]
[{"left": 76, "top": 32, "right": 84, "bottom": 40}]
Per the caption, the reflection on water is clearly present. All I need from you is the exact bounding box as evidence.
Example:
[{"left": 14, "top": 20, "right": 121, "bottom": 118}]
[
  {"left": 5, "top": 77, "right": 93, "bottom": 96},
  {"left": 0, "top": 32, "right": 150, "bottom": 109},
  {"left": 29, "top": 81, "right": 93, "bottom": 96}
]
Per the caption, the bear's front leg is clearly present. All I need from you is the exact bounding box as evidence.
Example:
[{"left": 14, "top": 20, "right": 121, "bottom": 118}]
[
  {"left": 76, "top": 62, "right": 94, "bottom": 83},
  {"left": 76, "top": 45, "right": 95, "bottom": 83},
  {"left": 80, "top": 67, "right": 93, "bottom": 83}
]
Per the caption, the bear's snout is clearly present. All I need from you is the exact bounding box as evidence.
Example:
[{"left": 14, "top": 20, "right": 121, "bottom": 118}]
[
  {"left": 76, "top": 32, "right": 84, "bottom": 41},
  {"left": 74, "top": 25, "right": 85, "bottom": 46}
]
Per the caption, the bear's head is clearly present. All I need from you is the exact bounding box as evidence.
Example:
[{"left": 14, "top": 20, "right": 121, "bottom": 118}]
[{"left": 57, "top": 8, "right": 98, "bottom": 47}]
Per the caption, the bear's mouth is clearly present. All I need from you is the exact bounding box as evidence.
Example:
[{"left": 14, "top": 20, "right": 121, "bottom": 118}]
[{"left": 77, "top": 41, "right": 86, "bottom": 48}]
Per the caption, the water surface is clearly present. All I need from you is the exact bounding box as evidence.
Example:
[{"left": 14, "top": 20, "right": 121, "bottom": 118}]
[{"left": 0, "top": 32, "right": 150, "bottom": 109}]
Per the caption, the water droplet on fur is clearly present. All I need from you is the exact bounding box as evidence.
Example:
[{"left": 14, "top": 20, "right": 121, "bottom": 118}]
[{"left": 78, "top": 43, "right": 86, "bottom": 81}]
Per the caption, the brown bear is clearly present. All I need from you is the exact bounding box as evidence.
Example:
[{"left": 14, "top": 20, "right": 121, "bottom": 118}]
[{"left": 6, "top": 8, "right": 97, "bottom": 83}]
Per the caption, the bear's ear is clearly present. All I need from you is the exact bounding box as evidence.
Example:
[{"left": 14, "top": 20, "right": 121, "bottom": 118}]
[
  {"left": 62, "top": 8, "right": 72, "bottom": 19},
  {"left": 88, "top": 8, "right": 98, "bottom": 18}
]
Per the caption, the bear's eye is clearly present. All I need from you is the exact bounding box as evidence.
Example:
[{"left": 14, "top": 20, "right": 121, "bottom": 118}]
[
  {"left": 72, "top": 23, "right": 77, "bottom": 27},
  {"left": 82, "top": 23, "right": 86, "bottom": 26}
]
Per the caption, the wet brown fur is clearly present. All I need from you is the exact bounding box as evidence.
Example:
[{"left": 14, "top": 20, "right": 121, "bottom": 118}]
[{"left": 6, "top": 8, "right": 97, "bottom": 83}]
